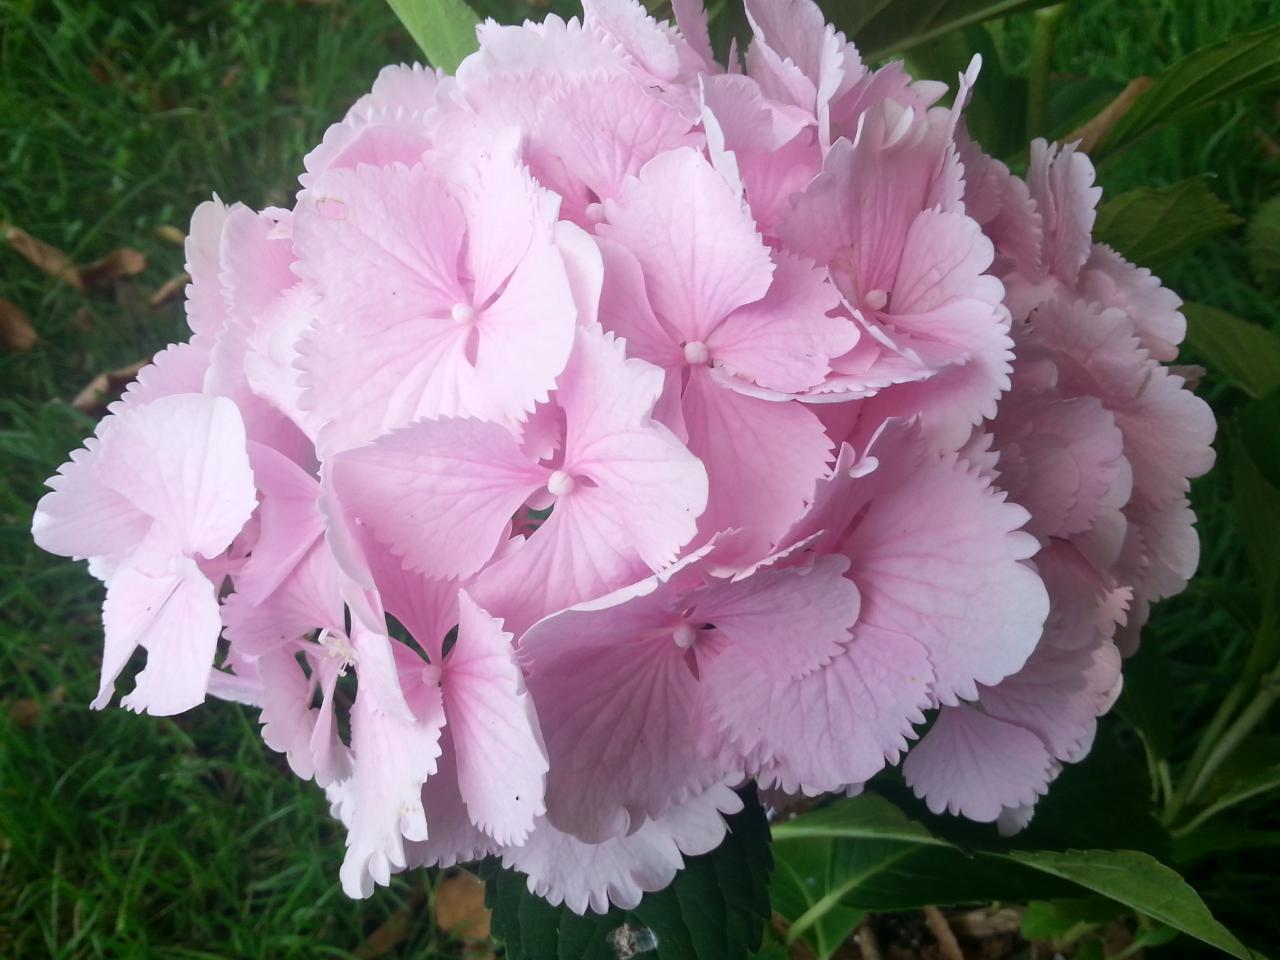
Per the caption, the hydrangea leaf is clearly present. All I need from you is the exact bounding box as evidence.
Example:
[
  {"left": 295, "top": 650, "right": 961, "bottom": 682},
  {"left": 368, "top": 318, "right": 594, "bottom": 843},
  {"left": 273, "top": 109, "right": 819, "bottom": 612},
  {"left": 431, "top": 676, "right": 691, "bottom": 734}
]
[
  {"left": 480, "top": 787, "right": 772, "bottom": 960},
  {"left": 1096, "top": 22, "right": 1280, "bottom": 158},
  {"left": 1093, "top": 179, "right": 1241, "bottom": 272},
  {"left": 385, "top": 0, "right": 480, "bottom": 73},
  {"left": 1248, "top": 194, "right": 1280, "bottom": 292},
  {"left": 821, "top": 0, "right": 1058, "bottom": 61},
  {"left": 1183, "top": 302, "right": 1280, "bottom": 400},
  {"left": 772, "top": 792, "right": 1255, "bottom": 958}
]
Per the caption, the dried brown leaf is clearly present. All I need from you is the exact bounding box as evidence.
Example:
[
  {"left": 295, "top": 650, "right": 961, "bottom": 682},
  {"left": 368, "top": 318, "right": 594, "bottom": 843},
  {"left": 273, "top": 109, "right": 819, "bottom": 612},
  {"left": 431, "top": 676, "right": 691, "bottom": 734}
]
[
  {"left": 10, "top": 699, "right": 41, "bottom": 728},
  {"left": 3, "top": 222, "right": 83, "bottom": 291},
  {"left": 150, "top": 271, "right": 191, "bottom": 307},
  {"left": 155, "top": 224, "right": 187, "bottom": 246},
  {"left": 435, "top": 871, "right": 493, "bottom": 947},
  {"left": 1065, "top": 76, "right": 1154, "bottom": 154},
  {"left": 0, "top": 298, "right": 38, "bottom": 352},
  {"left": 72, "top": 358, "right": 149, "bottom": 414},
  {"left": 79, "top": 247, "right": 147, "bottom": 291},
  {"left": 353, "top": 880, "right": 426, "bottom": 960}
]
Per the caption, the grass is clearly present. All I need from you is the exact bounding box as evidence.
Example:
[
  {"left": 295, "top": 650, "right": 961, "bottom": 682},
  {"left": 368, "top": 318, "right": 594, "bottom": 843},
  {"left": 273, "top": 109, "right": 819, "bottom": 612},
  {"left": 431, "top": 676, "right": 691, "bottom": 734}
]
[{"left": 1, "top": 0, "right": 1278, "bottom": 957}]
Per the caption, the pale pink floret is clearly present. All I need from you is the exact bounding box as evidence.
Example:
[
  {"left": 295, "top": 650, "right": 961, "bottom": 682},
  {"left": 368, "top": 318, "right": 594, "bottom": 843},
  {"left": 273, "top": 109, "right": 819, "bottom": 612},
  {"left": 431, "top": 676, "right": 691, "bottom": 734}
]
[
  {"left": 520, "top": 551, "right": 857, "bottom": 842},
  {"left": 33, "top": 394, "right": 257, "bottom": 715},
  {"left": 295, "top": 151, "right": 579, "bottom": 452}
]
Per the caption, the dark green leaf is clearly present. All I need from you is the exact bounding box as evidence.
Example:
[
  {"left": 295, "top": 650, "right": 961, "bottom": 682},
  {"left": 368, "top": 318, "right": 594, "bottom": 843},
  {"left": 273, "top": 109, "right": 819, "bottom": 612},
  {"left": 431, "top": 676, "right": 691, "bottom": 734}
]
[
  {"left": 1119, "top": 641, "right": 1175, "bottom": 760},
  {"left": 906, "top": 25, "right": 1027, "bottom": 158},
  {"left": 1249, "top": 195, "right": 1280, "bottom": 292},
  {"left": 482, "top": 788, "right": 772, "bottom": 960},
  {"left": 1005, "top": 735, "right": 1169, "bottom": 859},
  {"left": 1093, "top": 179, "right": 1241, "bottom": 271},
  {"left": 773, "top": 794, "right": 1250, "bottom": 957},
  {"left": 1184, "top": 302, "right": 1280, "bottom": 400},
  {"left": 820, "top": 0, "right": 1059, "bottom": 62},
  {"left": 1097, "top": 23, "right": 1280, "bottom": 158},
  {"left": 385, "top": 0, "right": 480, "bottom": 73}
]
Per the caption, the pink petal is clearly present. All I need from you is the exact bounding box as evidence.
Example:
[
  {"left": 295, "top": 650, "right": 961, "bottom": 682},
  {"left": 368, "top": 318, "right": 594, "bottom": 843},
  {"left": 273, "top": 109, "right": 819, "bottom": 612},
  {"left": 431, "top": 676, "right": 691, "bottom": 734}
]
[
  {"left": 32, "top": 437, "right": 150, "bottom": 562},
  {"left": 184, "top": 198, "right": 229, "bottom": 340},
  {"left": 405, "top": 728, "right": 499, "bottom": 869},
  {"left": 681, "top": 367, "right": 832, "bottom": 560},
  {"left": 1026, "top": 138, "right": 1100, "bottom": 285},
  {"left": 501, "top": 784, "right": 743, "bottom": 914},
  {"left": 443, "top": 592, "right": 548, "bottom": 845},
  {"left": 560, "top": 328, "right": 708, "bottom": 573},
  {"left": 1079, "top": 243, "right": 1185, "bottom": 361},
  {"left": 715, "top": 622, "right": 934, "bottom": 795},
  {"left": 839, "top": 423, "right": 1047, "bottom": 704},
  {"left": 337, "top": 669, "right": 446, "bottom": 898},
  {"left": 708, "top": 252, "right": 849, "bottom": 393},
  {"left": 295, "top": 161, "right": 576, "bottom": 449},
  {"left": 99, "top": 557, "right": 222, "bottom": 715},
  {"left": 330, "top": 417, "right": 547, "bottom": 580},
  {"left": 533, "top": 75, "right": 696, "bottom": 225},
  {"left": 902, "top": 703, "right": 1053, "bottom": 822},
  {"left": 582, "top": 0, "right": 682, "bottom": 82},
  {"left": 599, "top": 148, "right": 775, "bottom": 343},
  {"left": 223, "top": 542, "right": 344, "bottom": 657}
]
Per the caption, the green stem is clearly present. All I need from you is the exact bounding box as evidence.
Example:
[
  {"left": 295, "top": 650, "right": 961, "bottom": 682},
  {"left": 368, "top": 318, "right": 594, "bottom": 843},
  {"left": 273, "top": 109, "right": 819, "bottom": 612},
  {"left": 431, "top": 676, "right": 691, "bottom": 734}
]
[
  {"left": 1186, "top": 676, "right": 1279, "bottom": 804},
  {"left": 1163, "top": 674, "right": 1253, "bottom": 825},
  {"left": 1026, "top": 4, "right": 1068, "bottom": 141}
]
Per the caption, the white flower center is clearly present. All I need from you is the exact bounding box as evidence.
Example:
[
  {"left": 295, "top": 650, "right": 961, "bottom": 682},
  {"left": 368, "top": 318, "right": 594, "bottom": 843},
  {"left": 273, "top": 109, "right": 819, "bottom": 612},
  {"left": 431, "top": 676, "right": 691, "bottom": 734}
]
[
  {"left": 451, "top": 302, "right": 478, "bottom": 325},
  {"left": 683, "top": 340, "right": 710, "bottom": 365},
  {"left": 547, "top": 470, "right": 576, "bottom": 497},
  {"left": 672, "top": 623, "right": 698, "bottom": 650},
  {"left": 320, "top": 629, "right": 356, "bottom": 667},
  {"left": 864, "top": 289, "right": 888, "bottom": 311}
]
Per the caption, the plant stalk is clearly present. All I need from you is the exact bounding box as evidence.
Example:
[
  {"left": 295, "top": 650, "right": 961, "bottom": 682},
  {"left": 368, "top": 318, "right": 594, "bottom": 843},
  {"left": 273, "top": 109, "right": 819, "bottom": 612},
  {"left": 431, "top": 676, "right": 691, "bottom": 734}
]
[{"left": 1027, "top": 4, "right": 1069, "bottom": 141}]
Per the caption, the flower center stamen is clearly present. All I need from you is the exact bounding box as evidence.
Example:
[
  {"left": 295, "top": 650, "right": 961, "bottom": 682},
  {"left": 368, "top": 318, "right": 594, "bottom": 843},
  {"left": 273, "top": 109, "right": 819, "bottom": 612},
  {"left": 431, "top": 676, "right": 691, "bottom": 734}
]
[
  {"left": 683, "top": 341, "right": 710, "bottom": 365},
  {"left": 672, "top": 623, "right": 698, "bottom": 649},
  {"left": 864, "top": 289, "right": 888, "bottom": 311},
  {"left": 451, "top": 302, "right": 478, "bottom": 325},
  {"left": 547, "top": 470, "right": 576, "bottom": 497}
]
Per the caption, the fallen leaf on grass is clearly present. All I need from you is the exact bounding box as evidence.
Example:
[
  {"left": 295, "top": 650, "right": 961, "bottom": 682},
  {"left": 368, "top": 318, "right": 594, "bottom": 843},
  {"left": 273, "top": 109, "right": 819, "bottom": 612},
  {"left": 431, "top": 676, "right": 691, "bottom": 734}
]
[
  {"left": 155, "top": 224, "right": 186, "bottom": 246},
  {"left": 0, "top": 298, "right": 37, "bottom": 352},
  {"left": 150, "top": 271, "right": 190, "bottom": 307},
  {"left": 10, "top": 699, "right": 41, "bottom": 728},
  {"left": 3, "top": 222, "right": 83, "bottom": 289},
  {"left": 72, "top": 358, "right": 149, "bottom": 414},
  {"left": 354, "top": 879, "right": 427, "bottom": 960},
  {"left": 434, "top": 871, "right": 494, "bottom": 958},
  {"left": 3, "top": 221, "right": 146, "bottom": 293},
  {"left": 78, "top": 247, "right": 147, "bottom": 291}
]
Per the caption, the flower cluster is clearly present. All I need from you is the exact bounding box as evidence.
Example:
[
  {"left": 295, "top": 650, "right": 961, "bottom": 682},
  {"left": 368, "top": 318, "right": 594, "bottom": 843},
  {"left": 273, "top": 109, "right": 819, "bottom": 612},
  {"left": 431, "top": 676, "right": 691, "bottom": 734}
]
[{"left": 32, "top": 0, "right": 1213, "bottom": 913}]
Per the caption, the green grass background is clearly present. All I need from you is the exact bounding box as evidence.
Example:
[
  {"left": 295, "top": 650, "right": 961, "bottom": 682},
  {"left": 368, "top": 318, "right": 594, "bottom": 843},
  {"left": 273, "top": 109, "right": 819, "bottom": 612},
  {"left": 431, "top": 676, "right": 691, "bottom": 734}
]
[{"left": 1, "top": 0, "right": 1277, "bottom": 957}]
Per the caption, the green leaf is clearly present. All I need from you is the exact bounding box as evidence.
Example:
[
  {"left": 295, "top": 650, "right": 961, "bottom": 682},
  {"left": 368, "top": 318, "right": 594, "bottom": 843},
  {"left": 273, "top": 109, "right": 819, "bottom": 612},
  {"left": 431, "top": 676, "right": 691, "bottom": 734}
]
[
  {"left": 1184, "top": 302, "right": 1280, "bottom": 400},
  {"left": 1093, "top": 179, "right": 1241, "bottom": 271},
  {"left": 819, "top": 0, "right": 1059, "bottom": 62},
  {"left": 1249, "top": 195, "right": 1280, "bottom": 292},
  {"left": 482, "top": 788, "right": 772, "bottom": 960},
  {"left": 385, "top": 0, "right": 480, "bottom": 73},
  {"left": 770, "top": 837, "right": 865, "bottom": 960},
  {"left": 1007, "top": 849, "right": 1255, "bottom": 959},
  {"left": 1097, "top": 23, "right": 1280, "bottom": 158},
  {"left": 772, "top": 794, "right": 1253, "bottom": 958},
  {"left": 1021, "top": 897, "right": 1122, "bottom": 939}
]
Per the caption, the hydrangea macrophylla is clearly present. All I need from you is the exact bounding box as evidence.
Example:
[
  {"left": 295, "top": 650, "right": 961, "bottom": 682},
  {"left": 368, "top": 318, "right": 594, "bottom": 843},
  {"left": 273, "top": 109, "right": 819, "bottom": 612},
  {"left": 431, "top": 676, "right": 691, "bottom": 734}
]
[{"left": 31, "top": 0, "right": 1216, "bottom": 917}]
